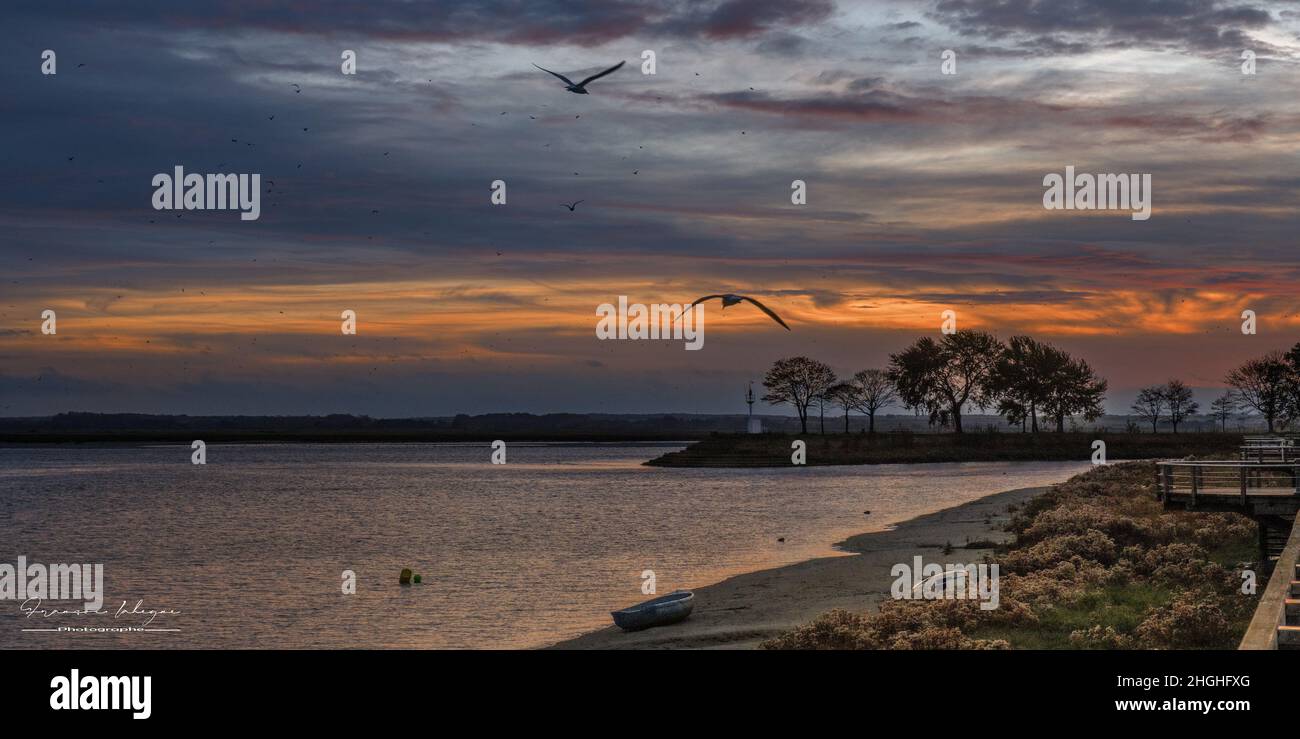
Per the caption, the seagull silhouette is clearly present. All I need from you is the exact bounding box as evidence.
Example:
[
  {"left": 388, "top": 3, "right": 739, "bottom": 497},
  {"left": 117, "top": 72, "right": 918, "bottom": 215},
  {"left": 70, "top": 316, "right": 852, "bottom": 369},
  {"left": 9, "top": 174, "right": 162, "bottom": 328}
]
[
  {"left": 533, "top": 61, "right": 624, "bottom": 94},
  {"left": 684, "top": 294, "right": 790, "bottom": 330},
  {"left": 560, "top": 200, "right": 583, "bottom": 211}
]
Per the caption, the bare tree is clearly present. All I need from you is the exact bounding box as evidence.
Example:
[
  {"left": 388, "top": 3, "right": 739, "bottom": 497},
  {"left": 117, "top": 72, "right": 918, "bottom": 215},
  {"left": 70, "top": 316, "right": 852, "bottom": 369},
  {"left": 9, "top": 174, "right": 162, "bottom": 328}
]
[
  {"left": 826, "top": 381, "right": 859, "bottom": 434},
  {"left": 1209, "top": 391, "right": 1237, "bottom": 432},
  {"left": 762, "top": 356, "right": 838, "bottom": 435},
  {"left": 851, "top": 368, "right": 897, "bottom": 434},
  {"left": 1161, "top": 379, "right": 1198, "bottom": 434},
  {"left": 1131, "top": 386, "right": 1164, "bottom": 433},
  {"left": 1225, "top": 352, "right": 1292, "bottom": 433}
]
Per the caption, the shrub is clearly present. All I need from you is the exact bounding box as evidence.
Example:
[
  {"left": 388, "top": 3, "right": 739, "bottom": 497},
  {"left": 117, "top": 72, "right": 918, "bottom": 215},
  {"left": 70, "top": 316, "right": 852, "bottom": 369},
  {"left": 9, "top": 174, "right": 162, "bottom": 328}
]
[
  {"left": 760, "top": 609, "right": 880, "bottom": 650},
  {"left": 1133, "top": 591, "right": 1238, "bottom": 649},
  {"left": 1069, "top": 625, "right": 1133, "bottom": 649},
  {"left": 763, "top": 461, "right": 1258, "bottom": 650}
]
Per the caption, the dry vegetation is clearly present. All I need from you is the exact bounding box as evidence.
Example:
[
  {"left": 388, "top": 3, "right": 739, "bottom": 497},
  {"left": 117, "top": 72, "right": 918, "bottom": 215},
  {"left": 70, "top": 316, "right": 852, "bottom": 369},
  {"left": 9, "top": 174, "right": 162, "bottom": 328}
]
[{"left": 763, "top": 462, "right": 1259, "bottom": 649}]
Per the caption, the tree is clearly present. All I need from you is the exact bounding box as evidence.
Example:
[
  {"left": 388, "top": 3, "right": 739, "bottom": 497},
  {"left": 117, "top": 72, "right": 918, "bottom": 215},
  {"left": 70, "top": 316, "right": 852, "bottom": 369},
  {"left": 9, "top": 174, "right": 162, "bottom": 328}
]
[
  {"left": 826, "top": 381, "right": 859, "bottom": 434},
  {"left": 990, "top": 337, "right": 1107, "bottom": 433},
  {"left": 1042, "top": 356, "right": 1108, "bottom": 432},
  {"left": 1209, "top": 391, "right": 1237, "bottom": 432},
  {"left": 1131, "top": 386, "right": 1164, "bottom": 433},
  {"left": 1225, "top": 352, "right": 1293, "bottom": 433},
  {"left": 887, "top": 330, "right": 1004, "bottom": 434},
  {"left": 997, "top": 396, "right": 1031, "bottom": 432},
  {"left": 991, "top": 336, "right": 1052, "bottom": 432},
  {"left": 1161, "top": 379, "right": 1198, "bottom": 433},
  {"left": 851, "top": 368, "right": 897, "bottom": 434},
  {"left": 762, "top": 356, "right": 837, "bottom": 435}
]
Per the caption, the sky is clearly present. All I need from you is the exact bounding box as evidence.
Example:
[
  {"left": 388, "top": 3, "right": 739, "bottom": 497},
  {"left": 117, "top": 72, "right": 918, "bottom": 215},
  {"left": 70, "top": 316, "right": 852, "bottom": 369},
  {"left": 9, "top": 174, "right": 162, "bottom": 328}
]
[{"left": 4, "top": 0, "right": 1300, "bottom": 417}]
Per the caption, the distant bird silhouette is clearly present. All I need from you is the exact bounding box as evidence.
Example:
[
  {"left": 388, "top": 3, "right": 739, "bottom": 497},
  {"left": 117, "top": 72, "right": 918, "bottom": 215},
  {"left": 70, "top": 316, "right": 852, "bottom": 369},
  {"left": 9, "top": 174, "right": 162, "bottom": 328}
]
[
  {"left": 560, "top": 200, "right": 583, "bottom": 211},
  {"left": 291, "top": 83, "right": 301, "bottom": 93},
  {"left": 533, "top": 60, "right": 624, "bottom": 94},
  {"left": 684, "top": 294, "right": 790, "bottom": 330}
]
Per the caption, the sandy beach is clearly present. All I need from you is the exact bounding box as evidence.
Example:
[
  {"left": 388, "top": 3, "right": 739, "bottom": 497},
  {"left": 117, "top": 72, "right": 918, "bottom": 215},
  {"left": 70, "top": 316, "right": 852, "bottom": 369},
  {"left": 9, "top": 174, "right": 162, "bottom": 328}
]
[{"left": 549, "top": 485, "right": 1047, "bottom": 649}]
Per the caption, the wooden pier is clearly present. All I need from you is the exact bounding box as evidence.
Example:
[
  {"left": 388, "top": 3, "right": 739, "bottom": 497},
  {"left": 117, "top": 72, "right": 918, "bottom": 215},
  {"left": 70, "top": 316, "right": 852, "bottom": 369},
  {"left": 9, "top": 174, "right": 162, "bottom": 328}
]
[{"left": 1156, "top": 438, "right": 1300, "bottom": 649}]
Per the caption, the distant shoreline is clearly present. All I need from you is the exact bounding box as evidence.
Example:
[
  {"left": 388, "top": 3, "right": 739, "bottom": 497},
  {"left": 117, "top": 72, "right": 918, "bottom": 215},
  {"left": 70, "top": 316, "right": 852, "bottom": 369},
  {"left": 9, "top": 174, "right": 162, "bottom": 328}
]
[
  {"left": 549, "top": 484, "right": 1050, "bottom": 649},
  {"left": 646, "top": 432, "right": 1242, "bottom": 467}
]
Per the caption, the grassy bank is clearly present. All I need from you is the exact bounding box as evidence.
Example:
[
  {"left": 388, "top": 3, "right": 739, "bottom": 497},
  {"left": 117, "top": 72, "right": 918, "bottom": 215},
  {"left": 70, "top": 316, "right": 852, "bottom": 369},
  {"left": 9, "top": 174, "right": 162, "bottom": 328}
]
[
  {"left": 762, "top": 462, "right": 1259, "bottom": 649},
  {"left": 646, "top": 431, "right": 1243, "bottom": 467}
]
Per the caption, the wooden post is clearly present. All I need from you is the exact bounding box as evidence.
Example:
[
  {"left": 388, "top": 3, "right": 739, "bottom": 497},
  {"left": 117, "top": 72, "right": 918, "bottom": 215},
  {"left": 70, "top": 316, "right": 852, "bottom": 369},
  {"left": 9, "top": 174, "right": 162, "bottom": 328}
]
[
  {"left": 1241, "top": 464, "right": 1248, "bottom": 506},
  {"left": 1190, "top": 465, "right": 1198, "bottom": 507}
]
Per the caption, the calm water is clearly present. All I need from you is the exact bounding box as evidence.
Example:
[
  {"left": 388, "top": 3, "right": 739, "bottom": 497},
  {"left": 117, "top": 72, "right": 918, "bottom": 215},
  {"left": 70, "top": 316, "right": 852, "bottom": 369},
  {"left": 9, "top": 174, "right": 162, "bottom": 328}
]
[{"left": 0, "top": 444, "right": 1088, "bottom": 648}]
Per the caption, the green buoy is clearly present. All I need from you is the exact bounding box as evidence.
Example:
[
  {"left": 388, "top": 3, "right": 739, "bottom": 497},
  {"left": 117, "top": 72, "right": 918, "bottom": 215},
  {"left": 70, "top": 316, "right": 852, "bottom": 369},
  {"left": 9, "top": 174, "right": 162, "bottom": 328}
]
[{"left": 413, "top": 574, "right": 422, "bottom": 584}]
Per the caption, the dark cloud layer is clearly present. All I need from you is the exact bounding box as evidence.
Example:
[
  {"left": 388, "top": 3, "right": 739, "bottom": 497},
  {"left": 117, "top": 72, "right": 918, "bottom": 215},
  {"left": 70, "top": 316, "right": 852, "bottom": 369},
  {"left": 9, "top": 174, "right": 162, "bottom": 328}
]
[
  {"left": 13, "top": 0, "right": 834, "bottom": 47},
  {"left": 932, "top": 0, "right": 1277, "bottom": 54},
  {"left": 5, "top": 1, "right": 1300, "bottom": 416}
]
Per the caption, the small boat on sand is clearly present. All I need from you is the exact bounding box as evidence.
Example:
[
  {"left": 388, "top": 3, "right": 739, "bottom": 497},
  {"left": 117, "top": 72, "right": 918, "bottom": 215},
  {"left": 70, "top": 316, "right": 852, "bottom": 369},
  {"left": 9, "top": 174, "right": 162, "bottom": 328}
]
[{"left": 611, "top": 590, "right": 694, "bottom": 631}]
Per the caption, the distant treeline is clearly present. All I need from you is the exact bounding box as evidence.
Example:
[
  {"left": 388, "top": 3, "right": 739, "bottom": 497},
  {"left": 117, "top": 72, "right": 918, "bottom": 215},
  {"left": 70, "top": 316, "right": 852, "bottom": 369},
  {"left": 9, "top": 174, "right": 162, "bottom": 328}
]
[
  {"left": 0, "top": 412, "right": 748, "bottom": 442},
  {"left": 762, "top": 332, "right": 1105, "bottom": 434},
  {"left": 0, "top": 411, "right": 983, "bottom": 442},
  {"left": 762, "top": 331, "right": 1300, "bottom": 435}
]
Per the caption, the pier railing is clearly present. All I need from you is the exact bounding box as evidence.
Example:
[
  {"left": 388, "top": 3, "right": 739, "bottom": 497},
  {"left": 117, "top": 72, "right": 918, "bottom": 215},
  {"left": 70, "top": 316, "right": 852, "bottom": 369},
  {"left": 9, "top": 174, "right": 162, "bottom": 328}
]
[
  {"left": 1240, "top": 436, "right": 1300, "bottom": 463},
  {"left": 1156, "top": 460, "right": 1298, "bottom": 506},
  {"left": 1240, "top": 515, "right": 1300, "bottom": 650},
  {"left": 1155, "top": 459, "right": 1300, "bottom": 650}
]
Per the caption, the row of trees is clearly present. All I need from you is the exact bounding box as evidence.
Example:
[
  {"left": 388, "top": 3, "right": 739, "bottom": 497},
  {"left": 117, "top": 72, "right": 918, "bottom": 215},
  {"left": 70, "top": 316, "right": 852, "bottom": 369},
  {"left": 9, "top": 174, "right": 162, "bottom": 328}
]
[
  {"left": 762, "top": 336, "right": 1300, "bottom": 435},
  {"left": 762, "top": 330, "right": 1107, "bottom": 434},
  {"left": 1129, "top": 380, "right": 1198, "bottom": 433},
  {"left": 1133, "top": 344, "right": 1300, "bottom": 433}
]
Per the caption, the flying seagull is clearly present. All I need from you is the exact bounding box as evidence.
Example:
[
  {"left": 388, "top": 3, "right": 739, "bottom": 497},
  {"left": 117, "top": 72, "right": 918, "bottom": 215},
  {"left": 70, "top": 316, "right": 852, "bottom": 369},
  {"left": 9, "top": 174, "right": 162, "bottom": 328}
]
[
  {"left": 685, "top": 294, "right": 790, "bottom": 330},
  {"left": 533, "top": 60, "right": 624, "bottom": 94},
  {"left": 560, "top": 200, "right": 584, "bottom": 211}
]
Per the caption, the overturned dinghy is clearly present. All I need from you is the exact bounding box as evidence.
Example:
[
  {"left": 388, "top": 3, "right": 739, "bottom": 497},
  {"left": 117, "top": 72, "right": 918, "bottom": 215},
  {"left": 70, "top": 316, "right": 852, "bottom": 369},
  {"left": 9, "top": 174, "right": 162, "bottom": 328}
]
[{"left": 611, "top": 590, "right": 694, "bottom": 632}]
